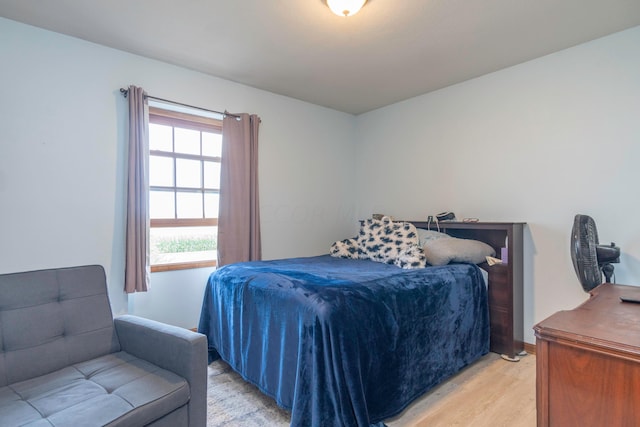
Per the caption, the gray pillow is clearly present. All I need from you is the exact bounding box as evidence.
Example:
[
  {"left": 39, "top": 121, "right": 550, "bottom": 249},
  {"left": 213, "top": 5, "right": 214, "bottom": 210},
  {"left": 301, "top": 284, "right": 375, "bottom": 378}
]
[
  {"left": 423, "top": 237, "right": 495, "bottom": 266},
  {"left": 417, "top": 229, "right": 451, "bottom": 247}
]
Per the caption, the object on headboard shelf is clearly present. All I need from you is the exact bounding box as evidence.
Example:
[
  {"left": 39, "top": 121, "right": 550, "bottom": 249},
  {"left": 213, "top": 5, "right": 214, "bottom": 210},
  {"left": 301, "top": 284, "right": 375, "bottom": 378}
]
[
  {"left": 425, "top": 212, "right": 456, "bottom": 232},
  {"left": 372, "top": 213, "right": 395, "bottom": 221},
  {"left": 501, "top": 247, "right": 509, "bottom": 264},
  {"left": 486, "top": 256, "right": 502, "bottom": 266},
  {"left": 436, "top": 211, "right": 456, "bottom": 221}
]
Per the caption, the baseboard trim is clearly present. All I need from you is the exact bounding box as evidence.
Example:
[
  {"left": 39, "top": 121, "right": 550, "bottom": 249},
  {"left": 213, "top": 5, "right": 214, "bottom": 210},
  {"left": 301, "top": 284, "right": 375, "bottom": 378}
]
[{"left": 524, "top": 342, "right": 536, "bottom": 355}]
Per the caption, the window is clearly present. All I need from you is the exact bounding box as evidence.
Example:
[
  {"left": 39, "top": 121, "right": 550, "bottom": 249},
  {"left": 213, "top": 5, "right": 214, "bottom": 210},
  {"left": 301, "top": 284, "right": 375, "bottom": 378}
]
[{"left": 148, "top": 106, "right": 222, "bottom": 272}]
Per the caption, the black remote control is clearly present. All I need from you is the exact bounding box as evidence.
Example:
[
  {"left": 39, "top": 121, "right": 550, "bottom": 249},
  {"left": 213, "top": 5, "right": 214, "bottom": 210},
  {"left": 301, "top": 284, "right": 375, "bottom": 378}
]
[{"left": 620, "top": 296, "right": 640, "bottom": 304}]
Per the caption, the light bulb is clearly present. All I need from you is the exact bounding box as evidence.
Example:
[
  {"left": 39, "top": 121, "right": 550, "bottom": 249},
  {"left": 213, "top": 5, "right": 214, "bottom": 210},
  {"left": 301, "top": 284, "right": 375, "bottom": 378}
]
[{"left": 326, "top": 0, "right": 367, "bottom": 17}]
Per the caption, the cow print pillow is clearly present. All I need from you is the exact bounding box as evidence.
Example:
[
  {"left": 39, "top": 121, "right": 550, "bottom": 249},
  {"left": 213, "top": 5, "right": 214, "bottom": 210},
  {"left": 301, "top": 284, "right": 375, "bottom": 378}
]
[
  {"left": 330, "top": 217, "right": 425, "bottom": 269},
  {"left": 329, "top": 237, "right": 360, "bottom": 259},
  {"left": 358, "top": 217, "right": 421, "bottom": 265}
]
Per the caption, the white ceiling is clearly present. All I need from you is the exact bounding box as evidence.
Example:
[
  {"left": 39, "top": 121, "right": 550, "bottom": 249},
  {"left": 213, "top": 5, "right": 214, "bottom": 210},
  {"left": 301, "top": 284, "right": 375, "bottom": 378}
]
[{"left": 1, "top": 0, "right": 640, "bottom": 114}]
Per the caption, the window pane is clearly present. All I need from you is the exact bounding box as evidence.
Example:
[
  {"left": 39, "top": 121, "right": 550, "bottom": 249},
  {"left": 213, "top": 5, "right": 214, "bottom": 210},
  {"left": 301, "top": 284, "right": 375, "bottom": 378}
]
[
  {"left": 204, "top": 193, "right": 219, "bottom": 218},
  {"left": 149, "top": 123, "right": 173, "bottom": 152},
  {"left": 150, "top": 190, "right": 175, "bottom": 219},
  {"left": 174, "top": 128, "right": 200, "bottom": 155},
  {"left": 150, "top": 156, "right": 174, "bottom": 187},
  {"left": 202, "top": 132, "right": 222, "bottom": 157},
  {"left": 176, "top": 159, "right": 201, "bottom": 188},
  {"left": 203, "top": 161, "right": 221, "bottom": 189},
  {"left": 150, "top": 226, "right": 217, "bottom": 265},
  {"left": 177, "top": 192, "right": 203, "bottom": 218}
]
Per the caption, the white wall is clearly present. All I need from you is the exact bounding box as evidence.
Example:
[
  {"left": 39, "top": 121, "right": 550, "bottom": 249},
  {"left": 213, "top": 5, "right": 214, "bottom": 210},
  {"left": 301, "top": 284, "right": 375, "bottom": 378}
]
[
  {"left": 0, "top": 17, "right": 357, "bottom": 328},
  {"left": 3, "top": 16, "right": 639, "bottom": 340},
  {"left": 355, "top": 26, "right": 640, "bottom": 344}
]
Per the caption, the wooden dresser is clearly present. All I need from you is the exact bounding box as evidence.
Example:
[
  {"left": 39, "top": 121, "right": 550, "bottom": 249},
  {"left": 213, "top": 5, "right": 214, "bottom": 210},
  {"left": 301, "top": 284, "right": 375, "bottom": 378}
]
[
  {"left": 534, "top": 283, "right": 640, "bottom": 426},
  {"left": 412, "top": 221, "right": 525, "bottom": 359}
]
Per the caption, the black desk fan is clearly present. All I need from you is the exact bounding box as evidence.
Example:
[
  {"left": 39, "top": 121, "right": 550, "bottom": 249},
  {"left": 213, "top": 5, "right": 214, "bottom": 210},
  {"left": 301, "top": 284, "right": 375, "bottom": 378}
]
[{"left": 571, "top": 214, "right": 620, "bottom": 292}]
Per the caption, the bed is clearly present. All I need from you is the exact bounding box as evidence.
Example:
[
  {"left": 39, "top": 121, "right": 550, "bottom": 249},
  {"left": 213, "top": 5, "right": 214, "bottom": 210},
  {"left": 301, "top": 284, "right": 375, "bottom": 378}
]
[{"left": 198, "top": 218, "right": 494, "bottom": 426}]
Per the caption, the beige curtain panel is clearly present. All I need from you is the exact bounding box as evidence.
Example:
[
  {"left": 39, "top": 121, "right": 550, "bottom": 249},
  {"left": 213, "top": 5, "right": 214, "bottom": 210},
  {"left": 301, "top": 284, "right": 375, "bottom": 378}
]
[
  {"left": 124, "top": 85, "right": 150, "bottom": 293},
  {"left": 217, "top": 113, "right": 262, "bottom": 267}
]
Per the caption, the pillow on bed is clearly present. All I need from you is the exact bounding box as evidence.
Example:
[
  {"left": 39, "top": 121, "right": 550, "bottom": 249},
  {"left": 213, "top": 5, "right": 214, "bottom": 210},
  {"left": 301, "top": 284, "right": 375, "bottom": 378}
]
[
  {"left": 330, "top": 237, "right": 360, "bottom": 259},
  {"left": 423, "top": 237, "right": 495, "bottom": 266},
  {"left": 417, "top": 228, "right": 452, "bottom": 246},
  {"left": 358, "top": 216, "right": 420, "bottom": 265},
  {"left": 394, "top": 245, "right": 426, "bottom": 269}
]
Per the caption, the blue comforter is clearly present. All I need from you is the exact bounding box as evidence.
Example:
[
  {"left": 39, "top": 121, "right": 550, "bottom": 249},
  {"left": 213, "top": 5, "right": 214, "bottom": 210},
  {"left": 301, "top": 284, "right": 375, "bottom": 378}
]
[{"left": 198, "top": 255, "right": 489, "bottom": 427}]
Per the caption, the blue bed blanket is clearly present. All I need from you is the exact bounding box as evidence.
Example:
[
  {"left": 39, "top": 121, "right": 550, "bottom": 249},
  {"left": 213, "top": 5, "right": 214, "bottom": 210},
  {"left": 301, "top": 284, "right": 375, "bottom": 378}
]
[{"left": 198, "top": 255, "right": 489, "bottom": 427}]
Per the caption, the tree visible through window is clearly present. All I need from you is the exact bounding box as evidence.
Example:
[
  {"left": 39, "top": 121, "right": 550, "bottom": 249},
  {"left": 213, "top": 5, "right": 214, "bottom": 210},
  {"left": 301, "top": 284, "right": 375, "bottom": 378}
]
[{"left": 148, "top": 105, "right": 222, "bottom": 272}]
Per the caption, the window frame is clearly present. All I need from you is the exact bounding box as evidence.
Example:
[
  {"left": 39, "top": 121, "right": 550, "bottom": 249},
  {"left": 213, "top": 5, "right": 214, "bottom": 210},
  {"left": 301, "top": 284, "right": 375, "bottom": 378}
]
[{"left": 148, "top": 106, "right": 222, "bottom": 272}]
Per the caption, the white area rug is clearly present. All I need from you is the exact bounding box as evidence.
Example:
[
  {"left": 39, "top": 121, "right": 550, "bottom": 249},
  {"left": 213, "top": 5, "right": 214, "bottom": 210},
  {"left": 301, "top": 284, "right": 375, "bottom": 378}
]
[{"left": 207, "top": 359, "right": 290, "bottom": 426}]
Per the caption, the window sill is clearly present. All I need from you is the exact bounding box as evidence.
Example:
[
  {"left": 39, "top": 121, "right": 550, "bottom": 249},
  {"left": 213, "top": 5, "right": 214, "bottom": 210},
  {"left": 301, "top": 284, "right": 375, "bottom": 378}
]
[{"left": 151, "top": 260, "right": 216, "bottom": 273}]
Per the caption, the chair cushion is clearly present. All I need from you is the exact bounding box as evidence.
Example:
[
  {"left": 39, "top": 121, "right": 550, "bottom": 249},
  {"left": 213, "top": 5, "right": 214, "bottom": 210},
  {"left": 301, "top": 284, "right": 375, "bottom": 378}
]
[
  {"left": 0, "top": 351, "right": 189, "bottom": 427},
  {"left": 0, "top": 265, "right": 120, "bottom": 386}
]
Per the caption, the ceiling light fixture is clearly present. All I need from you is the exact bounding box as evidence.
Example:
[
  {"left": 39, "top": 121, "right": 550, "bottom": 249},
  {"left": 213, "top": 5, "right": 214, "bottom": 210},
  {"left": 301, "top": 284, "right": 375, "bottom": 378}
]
[{"left": 326, "top": 0, "right": 367, "bottom": 17}]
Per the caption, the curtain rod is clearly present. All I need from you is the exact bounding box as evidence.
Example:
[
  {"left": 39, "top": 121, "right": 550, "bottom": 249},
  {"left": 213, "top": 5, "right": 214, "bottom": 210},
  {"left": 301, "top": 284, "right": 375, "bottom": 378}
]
[{"left": 119, "top": 88, "right": 239, "bottom": 118}]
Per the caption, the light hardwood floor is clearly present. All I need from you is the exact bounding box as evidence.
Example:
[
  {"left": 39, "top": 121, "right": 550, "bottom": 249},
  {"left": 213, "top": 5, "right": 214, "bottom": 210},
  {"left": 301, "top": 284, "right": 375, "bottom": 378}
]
[{"left": 387, "top": 352, "right": 536, "bottom": 427}]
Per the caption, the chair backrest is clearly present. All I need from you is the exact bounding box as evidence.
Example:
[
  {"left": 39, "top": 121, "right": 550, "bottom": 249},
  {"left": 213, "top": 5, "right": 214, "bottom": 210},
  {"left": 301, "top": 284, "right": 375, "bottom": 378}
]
[{"left": 0, "top": 265, "right": 120, "bottom": 386}]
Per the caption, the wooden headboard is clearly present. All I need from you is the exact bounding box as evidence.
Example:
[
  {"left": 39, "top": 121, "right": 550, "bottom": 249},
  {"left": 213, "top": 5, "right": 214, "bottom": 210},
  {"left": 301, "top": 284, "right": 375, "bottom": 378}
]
[{"left": 409, "top": 220, "right": 526, "bottom": 360}]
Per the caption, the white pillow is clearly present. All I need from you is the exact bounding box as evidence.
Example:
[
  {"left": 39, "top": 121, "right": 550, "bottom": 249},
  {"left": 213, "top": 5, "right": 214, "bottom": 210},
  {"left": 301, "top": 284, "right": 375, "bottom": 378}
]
[{"left": 423, "top": 237, "right": 495, "bottom": 266}]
